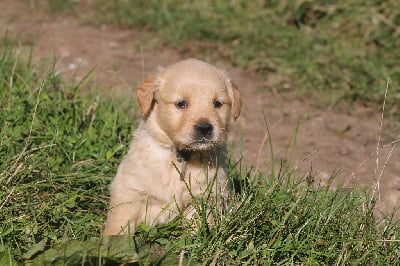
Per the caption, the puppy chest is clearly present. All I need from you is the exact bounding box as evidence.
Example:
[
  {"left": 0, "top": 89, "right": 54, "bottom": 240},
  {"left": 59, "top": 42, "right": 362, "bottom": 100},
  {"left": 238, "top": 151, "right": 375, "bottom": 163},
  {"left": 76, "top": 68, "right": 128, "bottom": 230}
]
[{"left": 149, "top": 163, "right": 223, "bottom": 207}]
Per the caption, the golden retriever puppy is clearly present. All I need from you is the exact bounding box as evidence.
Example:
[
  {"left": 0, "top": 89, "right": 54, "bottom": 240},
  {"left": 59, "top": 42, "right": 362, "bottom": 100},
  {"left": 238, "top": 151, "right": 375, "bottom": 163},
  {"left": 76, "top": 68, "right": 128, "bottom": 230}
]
[{"left": 104, "top": 59, "right": 241, "bottom": 235}]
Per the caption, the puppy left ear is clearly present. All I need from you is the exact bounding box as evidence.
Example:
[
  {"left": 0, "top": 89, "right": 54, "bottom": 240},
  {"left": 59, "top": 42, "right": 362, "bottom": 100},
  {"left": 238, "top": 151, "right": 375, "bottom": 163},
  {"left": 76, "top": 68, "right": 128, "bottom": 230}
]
[
  {"left": 136, "top": 74, "right": 158, "bottom": 117},
  {"left": 231, "top": 83, "right": 242, "bottom": 121}
]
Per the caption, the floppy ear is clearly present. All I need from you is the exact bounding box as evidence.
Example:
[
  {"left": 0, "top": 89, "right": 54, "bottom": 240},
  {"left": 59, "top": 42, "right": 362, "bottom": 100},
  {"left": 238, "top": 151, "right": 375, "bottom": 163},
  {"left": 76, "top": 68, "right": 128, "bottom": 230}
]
[
  {"left": 231, "top": 83, "right": 242, "bottom": 121},
  {"left": 135, "top": 74, "right": 157, "bottom": 117}
]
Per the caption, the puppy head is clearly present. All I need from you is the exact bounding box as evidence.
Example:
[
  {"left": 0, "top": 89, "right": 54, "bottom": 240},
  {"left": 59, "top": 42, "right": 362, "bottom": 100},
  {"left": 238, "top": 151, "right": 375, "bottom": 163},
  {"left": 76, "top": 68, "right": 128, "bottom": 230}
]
[{"left": 136, "top": 59, "right": 242, "bottom": 151}]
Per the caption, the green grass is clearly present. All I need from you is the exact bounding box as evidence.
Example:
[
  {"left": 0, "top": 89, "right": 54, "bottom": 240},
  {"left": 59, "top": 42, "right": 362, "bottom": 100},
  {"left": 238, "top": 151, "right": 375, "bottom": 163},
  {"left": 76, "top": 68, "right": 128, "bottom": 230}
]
[
  {"left": 79, "top": 0, "right": 400, "bottom": 115},
  {"left": 1, "top": 36, "right": 400, "bottom": 265},
  {"left": 0, "top": 37, "right": 134, "bottom": 262}
]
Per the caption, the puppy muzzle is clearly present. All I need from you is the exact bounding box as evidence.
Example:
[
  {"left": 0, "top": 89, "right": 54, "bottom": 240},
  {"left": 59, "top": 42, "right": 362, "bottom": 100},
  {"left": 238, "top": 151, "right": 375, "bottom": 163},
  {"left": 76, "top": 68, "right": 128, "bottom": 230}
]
[{"left": 194, "top": 121, "right": 214, "bottom": 141}]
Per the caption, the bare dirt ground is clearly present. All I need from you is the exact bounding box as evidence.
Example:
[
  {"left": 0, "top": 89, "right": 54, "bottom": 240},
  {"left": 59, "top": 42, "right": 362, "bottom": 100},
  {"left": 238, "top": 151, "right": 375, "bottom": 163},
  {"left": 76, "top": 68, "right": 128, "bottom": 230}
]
[{"left": 1, "top": 0, "right": 399, "bottom": 217}]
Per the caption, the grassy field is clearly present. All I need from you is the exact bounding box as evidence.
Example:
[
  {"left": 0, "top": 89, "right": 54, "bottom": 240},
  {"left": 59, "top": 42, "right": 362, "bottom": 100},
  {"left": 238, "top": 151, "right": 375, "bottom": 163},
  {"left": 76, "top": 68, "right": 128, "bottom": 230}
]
[
  {"left": 1, "top": 34, "right": 400, "bottom": 264},
  {"left": 65, "top": 0, "right": 400, "bottom": 117}
]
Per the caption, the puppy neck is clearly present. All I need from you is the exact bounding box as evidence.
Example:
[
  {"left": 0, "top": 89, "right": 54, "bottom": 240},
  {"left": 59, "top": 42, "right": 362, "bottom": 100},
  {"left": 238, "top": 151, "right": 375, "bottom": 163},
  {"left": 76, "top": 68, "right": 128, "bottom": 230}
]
[
  {"left": 173, "top": 147, "right": 224, "bottom": 165},
  {"left": 175, "top": 149, "right": 191, "bottom": 162},
  {"left": 173, "top": 148, "right": 223, "bottom": 181}
]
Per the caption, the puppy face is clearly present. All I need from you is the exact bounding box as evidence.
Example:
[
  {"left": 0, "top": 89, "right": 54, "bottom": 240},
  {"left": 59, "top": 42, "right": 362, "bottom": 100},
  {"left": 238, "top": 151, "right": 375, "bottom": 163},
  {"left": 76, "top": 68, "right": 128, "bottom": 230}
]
[{"left": 136, "top": 59, "right": 241, "bottom": 151}]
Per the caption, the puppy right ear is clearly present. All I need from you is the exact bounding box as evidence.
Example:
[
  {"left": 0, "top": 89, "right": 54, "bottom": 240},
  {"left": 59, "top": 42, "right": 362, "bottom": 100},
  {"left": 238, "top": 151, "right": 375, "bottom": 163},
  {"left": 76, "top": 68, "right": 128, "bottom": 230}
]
[{"left": 136, "top": 74, "right": 157, "bottom": 117}]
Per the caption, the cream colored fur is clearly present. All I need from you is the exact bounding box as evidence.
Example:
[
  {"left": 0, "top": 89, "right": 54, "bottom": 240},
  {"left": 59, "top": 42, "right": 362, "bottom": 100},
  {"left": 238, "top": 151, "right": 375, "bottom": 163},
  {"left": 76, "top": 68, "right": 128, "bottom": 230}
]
[{"left": 104, "top": 59, "right": 241, "bottom": 235}]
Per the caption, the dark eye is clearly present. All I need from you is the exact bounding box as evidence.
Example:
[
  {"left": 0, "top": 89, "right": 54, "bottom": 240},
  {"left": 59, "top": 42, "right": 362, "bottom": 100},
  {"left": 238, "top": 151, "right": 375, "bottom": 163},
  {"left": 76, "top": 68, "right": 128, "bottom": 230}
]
[
  {"left": 214, "top": 99, "right": 223, "bottom": 108},
  {"left": 175, "top": 100, "right": 188, "bottom": 109}
]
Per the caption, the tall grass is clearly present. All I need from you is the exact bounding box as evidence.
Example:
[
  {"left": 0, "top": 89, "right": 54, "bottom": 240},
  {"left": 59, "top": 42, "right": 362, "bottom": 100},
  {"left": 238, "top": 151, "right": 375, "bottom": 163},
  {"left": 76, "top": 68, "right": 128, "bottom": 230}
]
[
  {"left": 1, "top": 36, "right": 399, "bottom": 264},
  {"left": 0, "top": 37, "right": 134, "bottom": 261}
]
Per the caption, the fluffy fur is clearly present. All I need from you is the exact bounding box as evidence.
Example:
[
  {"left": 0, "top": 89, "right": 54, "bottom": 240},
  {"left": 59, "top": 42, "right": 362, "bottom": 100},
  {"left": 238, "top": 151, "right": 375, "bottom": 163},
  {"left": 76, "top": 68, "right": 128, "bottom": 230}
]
[{"left": 104, "top": 59, "right": 242, "bottom": 235}]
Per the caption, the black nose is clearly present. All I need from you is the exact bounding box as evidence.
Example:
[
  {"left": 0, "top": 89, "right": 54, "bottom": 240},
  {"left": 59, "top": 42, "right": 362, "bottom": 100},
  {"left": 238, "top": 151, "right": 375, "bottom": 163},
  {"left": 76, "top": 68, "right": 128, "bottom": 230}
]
[{"left": 194, "top": 121, "right": 213, "bottom": 140}]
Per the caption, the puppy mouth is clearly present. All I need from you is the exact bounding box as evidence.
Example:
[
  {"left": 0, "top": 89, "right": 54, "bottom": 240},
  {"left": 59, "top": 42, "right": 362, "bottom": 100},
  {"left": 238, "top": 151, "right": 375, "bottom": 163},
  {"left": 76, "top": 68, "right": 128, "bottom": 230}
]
[
  {"left": 175, "top": 121, "right": 223, "bottom": 151},
  {"left": 177, "top": 138, "right": 218, "bottom": 151},
  {"left": 192, "top": 138, "right": 216, "bottom": 148}
]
